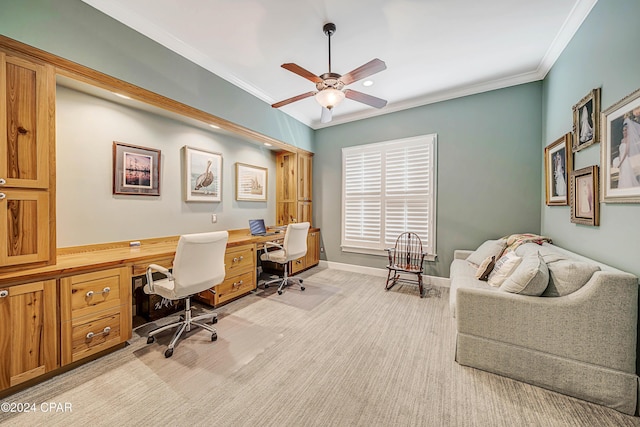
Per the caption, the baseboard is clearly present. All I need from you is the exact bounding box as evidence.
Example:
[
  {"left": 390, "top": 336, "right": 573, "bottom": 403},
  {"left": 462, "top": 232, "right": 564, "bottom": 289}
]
[{"left": 318, "top": 260, "right": 451, "bottom": 288}]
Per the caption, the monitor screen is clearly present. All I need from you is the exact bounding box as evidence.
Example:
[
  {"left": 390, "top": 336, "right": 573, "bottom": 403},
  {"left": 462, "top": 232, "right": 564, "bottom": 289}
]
[{"left": 249, "top": 219, "right": 267, "bottom": 235}]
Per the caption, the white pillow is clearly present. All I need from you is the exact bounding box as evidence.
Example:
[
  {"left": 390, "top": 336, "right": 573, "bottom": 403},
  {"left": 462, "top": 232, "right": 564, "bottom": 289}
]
[
  {"left": 500, "top": 252, "right": 549, "bottom": 296},
  {"left": 487, "top": 252, "right": 522, "bottom": 287},
  {"left": 466, "top": 239, "right": 506, "bottom": 266}
]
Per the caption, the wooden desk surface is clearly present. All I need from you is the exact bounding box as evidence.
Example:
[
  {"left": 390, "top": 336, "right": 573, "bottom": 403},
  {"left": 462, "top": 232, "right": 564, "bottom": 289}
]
[{"left": 0, "top": 228, "right": 317, "bottom": 287}]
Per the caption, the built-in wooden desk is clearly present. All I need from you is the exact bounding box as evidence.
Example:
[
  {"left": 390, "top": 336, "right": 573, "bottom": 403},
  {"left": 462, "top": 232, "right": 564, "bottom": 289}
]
[{"left": 0, "top": 227, "right": 320, "bottom": 397}]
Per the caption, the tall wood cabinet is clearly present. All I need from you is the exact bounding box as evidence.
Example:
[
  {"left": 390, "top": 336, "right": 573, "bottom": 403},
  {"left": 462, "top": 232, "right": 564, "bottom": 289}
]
[
  {"left": 0, "top": 52, "right": 56, "bottom": 269},
  {"left": 276, "top": 151, "right": 313, "bottom": 226},
  {"left": 0, "top": 280, "right": 58, "bottom": 389}
]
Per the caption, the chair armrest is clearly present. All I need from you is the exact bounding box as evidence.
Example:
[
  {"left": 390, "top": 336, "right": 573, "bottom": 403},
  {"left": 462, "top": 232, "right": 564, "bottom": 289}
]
[
  {"left": 263, "top": 241, "right": 283, "bottom": 254},
  {"left": 146, "top": 263, "right": 173, "bottom": 292}
]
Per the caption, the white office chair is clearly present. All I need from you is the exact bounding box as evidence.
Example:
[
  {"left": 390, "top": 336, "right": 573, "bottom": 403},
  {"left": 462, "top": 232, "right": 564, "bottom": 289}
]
[
  {"left": 144, "top": 231, "right": 228, "bottom": 358},
  {"left": 260, "top": 222, "right": 310, "bottom": 295}
]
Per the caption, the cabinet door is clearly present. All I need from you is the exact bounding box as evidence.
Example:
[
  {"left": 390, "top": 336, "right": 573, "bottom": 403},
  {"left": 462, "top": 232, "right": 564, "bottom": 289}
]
[
  {"left": 0, "top": 280, "right": 58, "bottom": 390},
  {"left": 297, "top": 201, "right": 312, "bottom": 226},
  {"left": 305, "top": 231, "right": 320, "bottom": 267},
  {"left": 0, "top": 53, "right": 53, "bottom": 189},
  {"left": 0, "top": 189, "right": 50, "bottom": 266},
  {"left": 276, "top": 152, "right": 297, "bottom": 203},
  {"left": 297, "top": 153, "right": 313, "bottom": 201}
]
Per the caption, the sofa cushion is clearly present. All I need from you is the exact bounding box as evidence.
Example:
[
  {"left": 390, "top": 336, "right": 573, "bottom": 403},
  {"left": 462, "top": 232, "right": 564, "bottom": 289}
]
[
  {"left": 542, "top": 259, "right": 601, "bottom": 297},
  {"left": 487, "top": 252, "right": 522, "bottom": 287},
  {"left": 475, "top": 256, "right": 496, "bottom": 281},
  {"left": 466, "top": 239, "right": 506, "bottom": 266},
  {"left": 500, "top": 252, "right": 549, "bottom": 296}
]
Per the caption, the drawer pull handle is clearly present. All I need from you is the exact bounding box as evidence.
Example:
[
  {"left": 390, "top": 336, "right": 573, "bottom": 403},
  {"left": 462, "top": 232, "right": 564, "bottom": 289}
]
[
  {"left": 0, "top": 193, "right": 5, "bottom": 200},
  {"left": 86, "top": 287, "right": 111, "bottom": 298},
  {"left": 232, "top": 280, "right": 244, "bottom": 288},
  {"left": 233, "top": 256, "right": 244, "bottom": 263},
  {"left": 0, "top": 178, "right": 5, "bottom": 185},
  {"left": 0, "top": 290, "right": 8, "bottom": 298},
  {"left": 86, "top": 326, "right": 111, "bottom": 340}
]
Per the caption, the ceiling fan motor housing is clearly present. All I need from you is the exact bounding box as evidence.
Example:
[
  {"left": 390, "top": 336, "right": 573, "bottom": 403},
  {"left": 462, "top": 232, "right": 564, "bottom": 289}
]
[{"left": 317, "top": 72, "right": 344, "bottom": 91}]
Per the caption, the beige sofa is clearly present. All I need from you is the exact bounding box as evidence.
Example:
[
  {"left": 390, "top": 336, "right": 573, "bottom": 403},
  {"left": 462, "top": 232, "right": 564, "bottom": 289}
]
[{"left": 450, "top": 241, "right": 639, "bottom": 415}]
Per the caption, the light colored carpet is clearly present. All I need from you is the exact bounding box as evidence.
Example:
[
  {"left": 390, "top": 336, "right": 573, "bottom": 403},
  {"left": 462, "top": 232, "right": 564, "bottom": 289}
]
[{"left": 1, "top": 267, "right": 639, "bottom": 426}]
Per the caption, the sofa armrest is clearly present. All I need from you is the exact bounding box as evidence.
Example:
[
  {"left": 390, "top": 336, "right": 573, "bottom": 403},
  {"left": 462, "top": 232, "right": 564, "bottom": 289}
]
[
  {"left": 456, "top": 271, "right": 638, "bottom": 373},
  {"left": 454, "top": 250, "right": 473, "bottom": 260}
]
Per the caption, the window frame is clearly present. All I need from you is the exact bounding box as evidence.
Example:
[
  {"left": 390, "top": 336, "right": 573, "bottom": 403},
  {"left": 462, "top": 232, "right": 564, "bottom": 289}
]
[{"left": 340, "top": 134, "right": 437, "bottom": 259}]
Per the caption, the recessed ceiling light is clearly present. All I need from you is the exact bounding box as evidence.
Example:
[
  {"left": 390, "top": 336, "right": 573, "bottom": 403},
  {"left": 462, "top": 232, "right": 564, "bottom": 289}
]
[
  {"left": 362, "top": 80, "right": 374, "bottom": 87},
  {"left": 209, "top": 124, "right": 220, "bottom": 129},
  {"left": 114, "top": 93, "right": 131, "bottom": 99},
  {"left": 264, "top": 142, "right": 272, "bottom": 147}
]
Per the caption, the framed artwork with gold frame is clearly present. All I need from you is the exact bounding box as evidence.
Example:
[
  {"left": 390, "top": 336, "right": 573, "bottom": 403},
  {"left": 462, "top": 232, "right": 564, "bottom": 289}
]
[
  {"left": 544, "top": 133, "right": 572, "bottom": 206},
  {"left": 570, "top": 165, "right": 599, "bottom": 226}
]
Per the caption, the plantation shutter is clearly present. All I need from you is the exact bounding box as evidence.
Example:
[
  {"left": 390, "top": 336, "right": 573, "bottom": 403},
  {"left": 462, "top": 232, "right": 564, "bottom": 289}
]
[{"left": 341, "top": 134, "right": 437, "bottom": 256}]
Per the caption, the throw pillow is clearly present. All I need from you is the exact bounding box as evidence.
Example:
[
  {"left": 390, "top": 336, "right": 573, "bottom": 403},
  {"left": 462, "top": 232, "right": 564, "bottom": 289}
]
[
  {"left": 542, "top": 259, "right": 601, "bottom": 297},
  {"left": 475, "top": 256, "right": 496, "bottom": 281},
  {"left": 487, "top": 252, "right": 522, "bottom": 287},
  {"left": 466, "top": 239, "right": 507, "bottom": 267},
  {"left": 500, "top": 252, "right": 549, "bottom": 296}
]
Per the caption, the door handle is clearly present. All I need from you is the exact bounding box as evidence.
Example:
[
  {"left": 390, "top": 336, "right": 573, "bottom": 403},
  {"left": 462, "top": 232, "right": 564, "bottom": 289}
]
[{"left": 0, "top": 193, "right": 5, "bottom": 200}]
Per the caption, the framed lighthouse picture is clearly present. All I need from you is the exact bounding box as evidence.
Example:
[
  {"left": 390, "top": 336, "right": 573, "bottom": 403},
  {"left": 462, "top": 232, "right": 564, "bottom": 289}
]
[{"left": 183, "top": 146, "right": 222, "bottom": 202}]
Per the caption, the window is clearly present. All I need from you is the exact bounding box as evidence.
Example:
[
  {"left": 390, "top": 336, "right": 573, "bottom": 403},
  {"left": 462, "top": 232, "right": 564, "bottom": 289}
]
[{"left": 341, "top": 134, "right": 437, "bottom": 258}]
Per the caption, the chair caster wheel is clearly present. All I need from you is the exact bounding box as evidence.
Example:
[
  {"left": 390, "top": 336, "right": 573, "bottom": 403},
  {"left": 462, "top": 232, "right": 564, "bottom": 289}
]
[
  {"left": 147, "top": 336, "right": 155, "bottom": 344},
  {"left": 264, "top": 284, "right": 269, "bottom": 288},
  {"left": 299, "top": 279, "right": 304, "bottom": 283},
  {"left": 301, "top": 286, "right": 305, "bottom": 291},
  {"left": 211, "top": 333, "right": 218, "bottom": 341},
  {"left": 212, "top": 317, "right": 218, "bottom": 324},
  {"left": 278, "top": 290, "right": 283, "bottom": 295},
  {"left": 164, "top": 348, "right": 173, "bottom": 358}
]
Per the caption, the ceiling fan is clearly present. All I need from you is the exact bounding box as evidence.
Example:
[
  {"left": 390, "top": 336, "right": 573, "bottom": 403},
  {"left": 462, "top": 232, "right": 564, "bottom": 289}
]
[{"left": 271, "top": 22, "right": 387, "bottom": 123}]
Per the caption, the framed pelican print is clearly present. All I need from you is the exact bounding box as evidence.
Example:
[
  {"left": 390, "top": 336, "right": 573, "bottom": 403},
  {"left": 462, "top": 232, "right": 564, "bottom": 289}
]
[
  {"left": 113, "top": 142, "right": 161, "bottom": 196},
  {"left": 183, "top": 146, "right": 222, "bottom": 202}
]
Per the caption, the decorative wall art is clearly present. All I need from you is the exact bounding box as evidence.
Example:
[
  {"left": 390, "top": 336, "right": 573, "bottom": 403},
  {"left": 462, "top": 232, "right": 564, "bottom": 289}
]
[
  {"left": 600, "top": 87, "right": 640, "bottom": 203},
  {"left": 183, "top": 146, "right": 222, "bottom": 202},
  {"left": 572, "top": 88, "right": 601, "bottom": 152},
  {"left": 544, "top": 133, "right": 572, "bottom": 206},
  {"left": 570, "top": 165, "right": 599, "bottom": 226},
  {"left": 112, "top": 142, "right": 161, "bottom": 196},
  {"left": 235, "top": 163, "right": 267, "bottom": 201}
]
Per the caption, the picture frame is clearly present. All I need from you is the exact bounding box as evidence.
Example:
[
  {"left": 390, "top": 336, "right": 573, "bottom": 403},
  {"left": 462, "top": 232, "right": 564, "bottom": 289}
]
[
  {"left": 235, "top": 162, "right": 268, "bottom": 201},
  {"left": 183, "top": 146, "right": 222, "bottom": 202},
  {"left": 112, "top": 142, "right": 161, "bottom": 196},
  {"left": 570, "top": 165, "right": 599, "bottom": 226},
  {"left": 600, "top": 87, "right": 640, "bottom": 203},
  {"left": 572, "top": 88, "right": 601, "bottom": 152},
  {"left": 544, "top": 133, "right": 572, "bottom": 206}
]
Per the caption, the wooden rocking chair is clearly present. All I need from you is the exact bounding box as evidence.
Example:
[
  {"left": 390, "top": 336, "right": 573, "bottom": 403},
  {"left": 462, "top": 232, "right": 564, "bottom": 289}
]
[{"left": 385, "top": 232, "right": 427, "bottom": 297}]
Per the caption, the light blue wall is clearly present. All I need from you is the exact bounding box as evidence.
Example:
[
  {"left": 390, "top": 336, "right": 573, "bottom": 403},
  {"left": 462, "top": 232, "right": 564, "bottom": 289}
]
[
  {"left": 0, "top": 0, "right": 313, "bottom": 151},
  {"left": 315, "top": 83, "right": 543, "bottom": 277},
  {"left": 542, "top": 0, "right": 640, "bottom": 278}
]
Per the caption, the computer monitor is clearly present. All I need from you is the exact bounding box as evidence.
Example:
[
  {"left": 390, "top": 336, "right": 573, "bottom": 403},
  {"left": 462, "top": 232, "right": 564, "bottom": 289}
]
[{"left": 249, "top": 219, "right": 268, "bottom": 236}]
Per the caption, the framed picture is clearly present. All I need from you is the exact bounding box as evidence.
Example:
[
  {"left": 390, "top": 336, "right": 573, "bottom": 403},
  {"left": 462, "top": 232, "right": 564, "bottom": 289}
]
[
  {"left": 235, "top": 163, "right": 267, "bottom": 201},
  {"left": 570, "top": 165, "right": 599, "bottom": 226},
  {"left": 112, "top": 142, "right": 161, "bottom": 196},
  {"left": 600, "top": 87, "right": 640, "bottom": 203},
  {"left": 572, "top": 88, "right": 601, "bottom": 152},
  {"left": 183, "top": 146, "right": 222, "bottom": 202},
  {"left": 544, "top": 133, "right": 572, "bottom": 205}
]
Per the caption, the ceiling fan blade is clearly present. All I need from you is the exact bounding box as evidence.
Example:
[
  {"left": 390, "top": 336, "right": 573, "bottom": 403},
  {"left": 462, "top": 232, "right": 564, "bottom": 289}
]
[
  {"left": 320, "top": 107, "right": 332, "bottom": 123},
  {"left": 344, "top": 89, "right": 387, "bottom": 109},
  {"left": 271, "top": 91, "right": 316, "bottom": 109},
  {"left": 339, "top": 58, "right": 387, "bottom": 86},
  {"left": 281, "top": 63, "right": 323, "bottom": 84}
]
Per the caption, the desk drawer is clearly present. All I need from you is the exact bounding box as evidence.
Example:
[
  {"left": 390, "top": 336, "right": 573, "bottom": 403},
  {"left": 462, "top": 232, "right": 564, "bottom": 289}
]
[
  {"left": 67, "top": 308, "right": 122, "bottom": 363},
  {"left": 61, "top": 267, "right": 128, "bottom": 321},
  {"left": 225, "top": 244, "right": 255, "bottom": 276},
  {"left": 131, "top": 257, "right": 173, "bottom": 276},
  {"left": 216, "top": 271, "right": 255, "bottom": 305}
]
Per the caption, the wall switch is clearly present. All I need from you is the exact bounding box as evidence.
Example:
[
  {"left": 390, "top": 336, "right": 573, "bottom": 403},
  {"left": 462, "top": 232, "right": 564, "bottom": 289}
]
[{"left": 211, "top": 214, "right": 217, "bottom": 223}]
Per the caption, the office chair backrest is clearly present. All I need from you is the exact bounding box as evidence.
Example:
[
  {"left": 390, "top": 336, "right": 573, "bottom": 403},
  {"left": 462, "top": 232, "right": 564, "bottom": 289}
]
[
  {"left": 172, "top": 231, "right": 229, "bottom": 296},
  {"left": 283, "top": 222, "right": 310, "bottom": 261}
]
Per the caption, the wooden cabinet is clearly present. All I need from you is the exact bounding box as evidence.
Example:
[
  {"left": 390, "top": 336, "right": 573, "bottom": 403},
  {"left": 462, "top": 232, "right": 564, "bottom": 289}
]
[
  {"left": 60, "top": 267, "right": 131, "bottom": 365},
  {"left": 0, "top": 52, "right": 56, "bottom": 270},
  {"left": 197, "top": 243, "right": 256, "bottom": 306},
  {"left": 0, "top": 280, "right": 58, "bottom": 390},
  {"left": 276, "top": 151, "right": 313, "bottom": 226}
]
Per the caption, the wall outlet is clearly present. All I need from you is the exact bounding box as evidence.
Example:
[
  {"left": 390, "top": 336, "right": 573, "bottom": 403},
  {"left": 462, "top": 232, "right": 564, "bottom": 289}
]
[{"left": 211, "top": 214, "right": 217, "bottom": 223}]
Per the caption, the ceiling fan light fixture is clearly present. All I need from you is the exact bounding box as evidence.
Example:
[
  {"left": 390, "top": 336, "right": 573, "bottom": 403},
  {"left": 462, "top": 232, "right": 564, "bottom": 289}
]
[{"left": 315, "top": 88, "right": 345, "bottom": 109}]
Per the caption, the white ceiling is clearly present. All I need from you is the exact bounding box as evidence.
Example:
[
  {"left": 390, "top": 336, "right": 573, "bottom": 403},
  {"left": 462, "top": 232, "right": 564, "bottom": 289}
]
[{"left": 81, "top": 0, "right": 596, "bottom": 130}]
